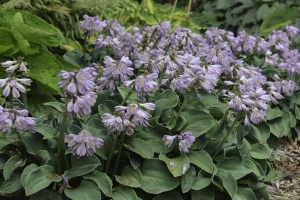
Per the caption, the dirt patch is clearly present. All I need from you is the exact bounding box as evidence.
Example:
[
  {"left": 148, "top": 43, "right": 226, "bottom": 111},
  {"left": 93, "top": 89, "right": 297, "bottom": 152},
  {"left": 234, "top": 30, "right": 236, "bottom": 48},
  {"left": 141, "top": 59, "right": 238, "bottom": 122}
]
[{"left": 268, "top": 138, "right": 300, "bottom": 200}]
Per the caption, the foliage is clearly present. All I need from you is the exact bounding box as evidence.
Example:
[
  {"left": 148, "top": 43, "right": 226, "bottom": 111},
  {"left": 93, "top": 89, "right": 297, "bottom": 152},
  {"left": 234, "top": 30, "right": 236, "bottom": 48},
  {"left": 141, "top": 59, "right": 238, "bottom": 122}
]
[
  {"left": 1, "top": 9, "right": 300, "bottom": 199},
  {"left": 2, "top": 0, "right": 205, "bottom": 44}
]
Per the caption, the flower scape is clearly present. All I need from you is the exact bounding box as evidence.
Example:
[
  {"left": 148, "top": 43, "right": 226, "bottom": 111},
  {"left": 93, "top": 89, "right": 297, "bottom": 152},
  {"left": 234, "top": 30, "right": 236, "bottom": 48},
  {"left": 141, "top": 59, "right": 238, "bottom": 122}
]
[{"left": 1, "top": 12, "right": 300, "bottom": 200}]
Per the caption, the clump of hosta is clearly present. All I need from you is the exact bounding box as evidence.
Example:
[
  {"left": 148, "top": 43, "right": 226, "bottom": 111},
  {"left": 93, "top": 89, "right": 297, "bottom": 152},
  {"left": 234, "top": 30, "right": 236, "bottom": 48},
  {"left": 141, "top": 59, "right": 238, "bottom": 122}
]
[{"left": 2, "top": 14, "right": 300, "bottom": 200}]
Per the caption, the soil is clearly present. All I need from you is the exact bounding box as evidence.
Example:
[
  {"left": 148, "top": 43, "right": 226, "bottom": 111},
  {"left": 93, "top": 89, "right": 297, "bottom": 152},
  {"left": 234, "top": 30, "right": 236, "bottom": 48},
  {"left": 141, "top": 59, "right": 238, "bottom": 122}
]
[{"left": 268, "top": 138, "right": 300, "bottom": 200}]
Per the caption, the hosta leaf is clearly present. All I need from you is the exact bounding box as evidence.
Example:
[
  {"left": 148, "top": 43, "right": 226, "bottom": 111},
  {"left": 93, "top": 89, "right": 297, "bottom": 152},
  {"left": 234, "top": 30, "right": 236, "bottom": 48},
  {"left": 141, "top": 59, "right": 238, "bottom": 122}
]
[
  {"left": 124, "top": 138, "right": 154, "bottom": 159},
  {"left": 115, "top": 165, "right": 142, "bottom": 188},
  {"left": 216, "top": 168, "right": 237, "bottom": 199},
  {"left": 159, "top": 152, "right": 190, "bottom": 177},
  {"left": 30, "top": 189, "right": 62, "bottom": 200},
  {"left": 216, "top": 157, "right": 252, "bottom": 180},
  {"left": 191, "top": 172, "right": 211, "bottom": 190},
  {"left": 181, "top": 166, "right": 196, "bottom": 193},
  {"left": 188, "top": 151, "right": 213, "bottom": 173},
  {"left": 83, "top": 170, "right": 112, "bottom": 197},
  {"left": 0, "top": 173, "right": 22, "bottom": 196},
  {"left": 181, "top": 110, "right": 214, "bottom": 137},
  {"left": 24, "top": 165, "right": 61, "bottom": 196},
  {"left": 111, "top": 186, "right": 138, "bottom": 200},
  {"left": 64, "top": 155, "right": 101, "bottom": 179},
  {"left": 3, "top": 155, "right": 26, "bottom": 180},
  {"left": 65, "top": 180, "right": 101, "bottom": 200},
  {"left": 233, "top": 187, "right": 256, "bottom": 200},
  {"left": 140, "top": 159, "right": 179, "bottom": 194}
]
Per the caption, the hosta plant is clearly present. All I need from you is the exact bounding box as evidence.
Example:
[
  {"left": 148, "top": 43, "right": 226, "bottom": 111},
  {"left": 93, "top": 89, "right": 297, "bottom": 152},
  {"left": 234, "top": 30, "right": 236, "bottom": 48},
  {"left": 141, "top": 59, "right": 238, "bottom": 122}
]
[{"left": 1, "top": 14, "right": 300, "bottom": 200}]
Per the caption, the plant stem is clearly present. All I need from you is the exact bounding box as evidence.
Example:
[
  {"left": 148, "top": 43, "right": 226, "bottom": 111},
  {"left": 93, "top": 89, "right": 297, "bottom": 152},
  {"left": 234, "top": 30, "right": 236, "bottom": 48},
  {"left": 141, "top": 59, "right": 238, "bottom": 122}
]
[
  {"left": 105, "top": 134, "right": 118, "bottom": 173},
  {"left": 113, "top": 131, "right": 126, "bottom": 175},
  {"left": 170, "top": 0, "right": 178, "bottom": 21},
  {"left": 57, "top": 111, "right": 67, "bottom": 174},
  {"left": 121, "top": 90, "right": 133, "bottom": 106},
  {"left": 187, "top": 0, "right": 192, "bottom": 18},
  {"left": 200, "top": 109, "right": 229, "bottom": 150},
  {"left": 212, "top": 114, "right": 241, "bottom": 159}
]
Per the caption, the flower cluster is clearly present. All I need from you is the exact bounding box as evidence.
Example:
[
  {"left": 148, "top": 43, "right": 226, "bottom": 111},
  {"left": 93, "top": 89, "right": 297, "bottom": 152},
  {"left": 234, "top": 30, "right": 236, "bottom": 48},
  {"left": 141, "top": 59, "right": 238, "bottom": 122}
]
[
  {"left": 58, "top": 68, "right": 97, "bottom": 118},
  {"left": 102, "top": 103, "right": 155, "bottom": 136},
  {"left": 81, "top": 16, "right": 300, "bottom": 138},
  {"left": 0, "top": 106, "right": 35, "bottom": 134},
  {"left": 65, "top": 129, "right": 104, "bottom": 158},
  {"left": 163, "top": 132, "right": 195, "bottom": 153}
]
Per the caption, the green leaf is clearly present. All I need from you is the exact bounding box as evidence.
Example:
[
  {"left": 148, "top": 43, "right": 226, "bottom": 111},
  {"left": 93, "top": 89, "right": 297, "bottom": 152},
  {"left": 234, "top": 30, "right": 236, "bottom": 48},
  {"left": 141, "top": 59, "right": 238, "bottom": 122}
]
[
  {"left": 115, "top": 165, "right": 142, "bottom": 188},
  {"left": 0, "top": 27, "right": 18, "bottom": 56},
  {"left": 43, "top": 102, "right": 66, "bottom": 113},
  {"left": 0, "top": 174, "right": 22, "bottom": 196},
  {"left": 21, "top": 131, "right": 43, "bottom": 154},
  {"left": 11, "top": 11, "right": 64, "bottom": 46},
  {"left": 0, "top": 136, "right": 10, "bottom": 150},
  {"left": 266, "top": 107, "right": 282, "bottom": 120},
  {"left": 35, "top": 124, "right": 58, "bottom": 139},
  {"left": 242, "top": 158, "right": 264, "bottom": 180},
  {"left": 250, "top": 143, "right": 270, "bottom": 159},
  {"left": 21, "top": 164, "right": 38, "bottom": 187},
  {"left": 153, "top": 89, "right": 179, "bottom": 116},
  {"left": 188, "top": 151, "right": 213, "bottom": 173},
  {"left": 140, "top": 159, "right": 179, "bottom": 194},
  {"left": 260, "top": 7, "right": 297, "bottom": 37},
  {"left": 233, "top": 187, "right": 257, "bottom": 200},
  {"left": 30, "top": 189, "right": 62, "bottom": 200},
  {"left": 181, "top": 166, "right": 196, "bottom": 193},
  {"left": 191, "top": 172, "right": 211, "bottom": 190},
  {"left": 268, "top": 117, "right": 289, "bottom": 138},
  {"left": 250, "top": 122, "right": 270, "bottom": 143},
  {"left": 181, "top": 110, "right": 214, "bottom": 137},
  {"left": 137, "top": 127, "right": 167, "bottom": 153},
  {"left": 216, "top": 157, "right": 252, "bottom": 180},
  {"left": 159, "top": 152, "right": 190, "bottom": 177},
  {"left": 27, "top": 49, "right": 61, "bottom": 94},
  {"left": 64, "top": 155, "right": 101, "bottom": 179},
  {"left": 111, "top": 186, "right": 138, "bottom": 200},
  {"left": 3, "top": 155, "right": 25, "bottom": 180},
  {"left": 64, "top": 180, "right": 101, "bottom": 200},
  {"left": 238, "top": 138, "right": 251, "bottom": 157},
  {"left": 24, "top": 165, "right": 61, "bottom": 196},
  {"left": 191, "top": 186, "right": 215, "bottom": 200},
  {"left": 124, "top": 138, "right": 154, "bottom": 159},
  {"left": 216, "top": 168, "right": 237, "bottom": 199},
  {"left": 83, "top": 170, "right": 112, "bottom": 197},
  {"left": 153, "top": 191, "right": 183, "bottom": 200},
  {"left": 34, "top": 150, "right": 52, "bottom": 165}
]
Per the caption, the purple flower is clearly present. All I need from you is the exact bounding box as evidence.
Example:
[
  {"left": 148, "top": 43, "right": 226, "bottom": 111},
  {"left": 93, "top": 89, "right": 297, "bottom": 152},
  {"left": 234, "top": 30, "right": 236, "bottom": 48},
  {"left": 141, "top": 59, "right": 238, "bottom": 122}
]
[
  {"left": 0, "top": 78, "right": 31, "bottom": 98},
  {"left": 0, "top": 107, "right": 35, "bottom": 134},
  {"left": 162, "top": 135, "right": 177, "bottom": 147},
  {"left": 65, "top": 129, "right": 104, "bottom": 158},
  {"left": 58, "top": 69, "right": 95, "bottom": 96},
  {"left": 67, "top": 91, "right": 97, "bottom": 118},
  {"left": 79, "top": 15, "right": 107, "bottom": 36},
  {"left": 286, "top": 25, "right": 300, "bottom": 39},
  {"left": 162, "top": 132, "right": 195, "bottom": 153}
]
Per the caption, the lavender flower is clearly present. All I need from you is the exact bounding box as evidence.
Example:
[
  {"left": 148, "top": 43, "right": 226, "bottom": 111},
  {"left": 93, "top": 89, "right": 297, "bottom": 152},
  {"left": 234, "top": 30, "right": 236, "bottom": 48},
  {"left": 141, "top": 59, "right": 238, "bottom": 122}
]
[
  {"left": 79, "top": 15, "right": 107, "bottom": 36},
  {"left": 0, "top": 78, "right": 31, "bottom": 98},
  {"left": 162, "top": 132, "right": 195, "bottom": 153},
  {"left": 65, "top": 130, "right": 104, "bottom": 158},
  {"left": 0, "top": 107, "right": 35, "bottom": 134},
  {"left": 286, "top": 25, "right": 300, "bottom": 39}
]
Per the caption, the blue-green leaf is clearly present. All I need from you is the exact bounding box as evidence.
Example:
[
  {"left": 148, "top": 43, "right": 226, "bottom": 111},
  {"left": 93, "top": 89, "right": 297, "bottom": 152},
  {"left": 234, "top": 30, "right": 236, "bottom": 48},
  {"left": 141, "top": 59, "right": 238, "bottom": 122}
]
[{"left": 65, "top": 180, "right": 101, "bottom": 200}]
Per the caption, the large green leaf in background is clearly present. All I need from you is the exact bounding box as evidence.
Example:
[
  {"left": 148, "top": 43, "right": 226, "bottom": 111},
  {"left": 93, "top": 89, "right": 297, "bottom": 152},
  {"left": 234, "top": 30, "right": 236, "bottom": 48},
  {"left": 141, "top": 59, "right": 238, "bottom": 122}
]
[
  {"left": 159, "top": 152, "right": 190, "bottom": 177},
  {"left": 83, "top": 170, "right": 113, "bottom": 197},
  {"left": 0, "top": 27, "right": 18, "bottom": 56},
  {"left": 260, "top": 7, "right": 297, "bottom": 37},
  {"left": 0, "top": 7, "right": 64, "bottom": 46}
]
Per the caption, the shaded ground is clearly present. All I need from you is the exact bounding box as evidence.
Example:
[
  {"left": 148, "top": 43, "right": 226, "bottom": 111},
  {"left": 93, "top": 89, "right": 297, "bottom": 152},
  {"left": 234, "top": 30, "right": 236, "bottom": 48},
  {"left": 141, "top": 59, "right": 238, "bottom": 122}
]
[{"left": 268, "top": 138, "right": 300, "bottom": 200}]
